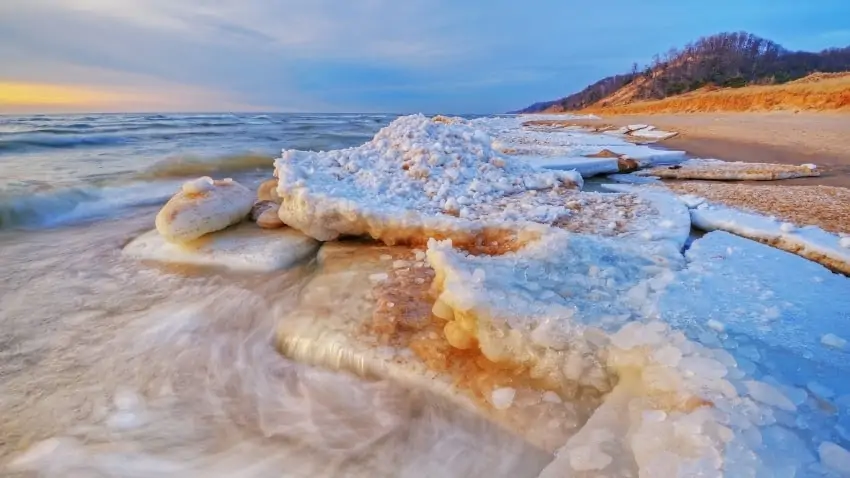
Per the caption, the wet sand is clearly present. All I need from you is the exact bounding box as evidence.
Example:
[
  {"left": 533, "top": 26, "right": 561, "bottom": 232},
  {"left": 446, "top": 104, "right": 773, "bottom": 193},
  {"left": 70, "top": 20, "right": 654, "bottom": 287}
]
[{"left": 567, "top": 112, "right": 850, "bottom": 188}]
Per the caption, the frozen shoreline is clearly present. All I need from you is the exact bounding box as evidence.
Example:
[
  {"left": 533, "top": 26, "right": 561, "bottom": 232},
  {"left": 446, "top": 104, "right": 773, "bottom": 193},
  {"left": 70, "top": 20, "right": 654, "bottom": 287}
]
[{"left": 5, "top": 113, "right": 850, "bottom": 477}]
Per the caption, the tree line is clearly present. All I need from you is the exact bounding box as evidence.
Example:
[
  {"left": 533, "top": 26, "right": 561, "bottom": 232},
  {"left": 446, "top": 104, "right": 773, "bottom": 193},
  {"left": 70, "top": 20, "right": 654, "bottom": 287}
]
[{"left": 518, "top": 32, "right": 850, "bottom": 112}]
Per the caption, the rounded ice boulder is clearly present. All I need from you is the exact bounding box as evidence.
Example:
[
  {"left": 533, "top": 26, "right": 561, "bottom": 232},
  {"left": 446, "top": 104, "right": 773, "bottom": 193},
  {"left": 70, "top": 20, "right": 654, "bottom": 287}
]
[{"left": 155, "top": 177, "right": 254, "bottom": 243}]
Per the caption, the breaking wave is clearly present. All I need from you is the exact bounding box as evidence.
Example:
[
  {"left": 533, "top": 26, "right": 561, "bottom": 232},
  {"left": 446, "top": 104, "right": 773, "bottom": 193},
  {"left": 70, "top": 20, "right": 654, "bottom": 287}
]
[
  {"left": 0, "top": 182, "right": 181, "bottom": 229},
  {"left": 135, "top": 153, "right": 276, "bottom": 180}
]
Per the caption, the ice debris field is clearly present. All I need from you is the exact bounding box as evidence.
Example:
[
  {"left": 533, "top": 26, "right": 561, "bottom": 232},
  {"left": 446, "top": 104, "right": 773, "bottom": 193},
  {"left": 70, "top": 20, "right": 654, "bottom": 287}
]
[{"left": 113, "top": 114, "right": 850, "bottom": 477}]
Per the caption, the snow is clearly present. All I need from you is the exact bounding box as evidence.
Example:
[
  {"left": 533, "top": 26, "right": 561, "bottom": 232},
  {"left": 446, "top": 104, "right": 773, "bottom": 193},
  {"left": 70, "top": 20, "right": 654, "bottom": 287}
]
[{"left": 123, "top": 222, "right": 319, "bottom": 272}]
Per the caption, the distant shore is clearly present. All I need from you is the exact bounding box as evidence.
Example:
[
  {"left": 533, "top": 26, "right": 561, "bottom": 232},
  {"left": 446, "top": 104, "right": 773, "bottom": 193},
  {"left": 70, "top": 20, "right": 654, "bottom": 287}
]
[{"left": 566, "top": 112, "right": 850, "bottom": 188}]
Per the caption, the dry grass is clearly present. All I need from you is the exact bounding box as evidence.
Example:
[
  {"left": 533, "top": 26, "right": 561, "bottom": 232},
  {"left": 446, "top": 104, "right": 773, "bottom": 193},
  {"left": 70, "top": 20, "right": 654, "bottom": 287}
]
[
  {"left": 665, "top": 182, "right": 850, "bottom": 234},
  {"left": 579, "top": 73, "right": 850, "bottom": 114}
]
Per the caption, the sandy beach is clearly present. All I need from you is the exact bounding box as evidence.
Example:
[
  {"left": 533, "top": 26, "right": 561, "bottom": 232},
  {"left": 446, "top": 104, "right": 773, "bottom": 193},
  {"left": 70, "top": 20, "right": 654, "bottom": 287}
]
[{"left": 567, "top": 112, "right": 850, "bottom": 188}]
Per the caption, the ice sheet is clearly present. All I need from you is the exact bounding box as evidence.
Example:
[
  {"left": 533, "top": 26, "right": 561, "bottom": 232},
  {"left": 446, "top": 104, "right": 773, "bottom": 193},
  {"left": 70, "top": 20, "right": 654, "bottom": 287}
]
[
  {"left": 523, "top": 156, "right": 619, "bottom": 176},
  {"left": 637, "top": 158, "right": 820, "bottom": 181},
  {"left": 603, "top": 183, "right": 850, "bottom": 275},
  {"left": 123, "top": 222, "right": 320, "bottom": 272},
  {"left": 658, "top": 231, "right": 850, "bottom": 474},
  {"left": 690, "top": 202, "right": 850, "bottom": 275}
]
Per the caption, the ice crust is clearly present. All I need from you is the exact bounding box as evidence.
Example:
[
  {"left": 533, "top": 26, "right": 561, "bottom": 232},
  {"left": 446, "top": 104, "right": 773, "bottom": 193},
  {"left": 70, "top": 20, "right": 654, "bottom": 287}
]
[{"left": 274, "top": 114, "right": 582, "bottom": 243}]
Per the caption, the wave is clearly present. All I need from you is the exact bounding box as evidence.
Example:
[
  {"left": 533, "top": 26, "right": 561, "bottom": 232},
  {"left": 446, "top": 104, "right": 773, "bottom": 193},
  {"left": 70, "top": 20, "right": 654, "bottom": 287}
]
[
  {"left": 0, "top": 181, "right": 181, "bottom": 230},
  {"left": 0, "top": 133, "right": 129, "bottom": 153},
  {"left": 135, "top": 153, "right": 275, "bottom": 180}
]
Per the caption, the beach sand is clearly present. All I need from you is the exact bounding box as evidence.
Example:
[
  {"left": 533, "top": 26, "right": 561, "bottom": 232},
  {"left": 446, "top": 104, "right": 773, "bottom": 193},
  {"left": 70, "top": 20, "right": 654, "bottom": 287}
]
[{"left": 567, "top": 112, "right": 850, "bottom": 188}]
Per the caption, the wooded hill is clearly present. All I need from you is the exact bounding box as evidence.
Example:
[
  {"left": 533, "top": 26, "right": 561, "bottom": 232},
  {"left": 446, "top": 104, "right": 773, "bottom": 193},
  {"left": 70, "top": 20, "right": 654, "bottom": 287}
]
[{"left": 516, "top": 32, "right": 850, "bottom": 113}]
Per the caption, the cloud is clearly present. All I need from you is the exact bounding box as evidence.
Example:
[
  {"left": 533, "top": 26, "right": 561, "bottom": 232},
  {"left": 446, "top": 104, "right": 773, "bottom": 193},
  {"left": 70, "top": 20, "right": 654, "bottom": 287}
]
[{"left": 1, "top": 0, "right": 848, "bottom": 113}]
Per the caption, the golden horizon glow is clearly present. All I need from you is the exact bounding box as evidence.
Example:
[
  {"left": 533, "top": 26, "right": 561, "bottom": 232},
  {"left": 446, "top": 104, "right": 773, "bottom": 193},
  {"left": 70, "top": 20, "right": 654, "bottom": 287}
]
[
  {"left": 0, "top": 81, "right": 268, "bottom": 114},
  {"left": 0, "top": 81, "right": 140, "bottom": 108}
]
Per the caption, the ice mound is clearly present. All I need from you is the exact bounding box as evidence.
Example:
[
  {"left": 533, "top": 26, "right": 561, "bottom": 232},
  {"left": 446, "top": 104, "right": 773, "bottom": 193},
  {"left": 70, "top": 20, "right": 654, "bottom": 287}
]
[
  {"left": 274, "top": 114, "right": 582, "bottom": 246},
  {"left": 638, "top": 158, "right": 820, "bottom": 181},
  {"left": 124, "top": 222, "right": 319, "bottom": 272},
  {"left": 155, "top": 177, "right": 254, "bottom": 243}
]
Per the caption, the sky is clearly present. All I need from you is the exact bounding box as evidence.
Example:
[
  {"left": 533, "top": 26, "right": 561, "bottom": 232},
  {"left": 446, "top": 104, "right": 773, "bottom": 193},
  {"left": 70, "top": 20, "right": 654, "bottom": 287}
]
[{"left": 1, "top": 0, "right": 849, "bottom": 114}]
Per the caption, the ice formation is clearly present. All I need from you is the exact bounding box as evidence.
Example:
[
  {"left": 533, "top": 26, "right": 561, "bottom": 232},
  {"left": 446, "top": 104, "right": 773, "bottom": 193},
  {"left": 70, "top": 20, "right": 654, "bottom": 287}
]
[
  {"left": 148, "top": 115, "right": 846, "bottom": 476},
  {"left": 478, "top": 116, "right": 685, "bottom": 178},
  {"left": 124, "top": 222, "right": 319, "bottom": 272},
  {"left": 155, "top": 177, "right": 254, "bottom": 243},
  {"left": 276, "top": 242, "right": 599, "bottom": 452},
  {"left": 274, "top": 114, "right": 583, "bottom": 245},
  {"left": 637, "top": 158, "right": 821, "bottom": 181},
  {"left": 606, "top": 183, "right": 850, "bottom": 275}
]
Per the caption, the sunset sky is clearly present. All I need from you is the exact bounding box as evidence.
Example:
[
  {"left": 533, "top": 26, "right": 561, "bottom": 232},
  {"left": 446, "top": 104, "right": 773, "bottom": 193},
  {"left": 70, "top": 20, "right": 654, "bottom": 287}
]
[{"left": 2, "top": 0, "right": 848, "bottom": 113}]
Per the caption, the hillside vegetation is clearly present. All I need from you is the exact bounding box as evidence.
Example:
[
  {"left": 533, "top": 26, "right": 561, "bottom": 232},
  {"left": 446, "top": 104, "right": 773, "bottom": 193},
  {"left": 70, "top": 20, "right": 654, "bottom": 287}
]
[
  {"left": 517, "top": 32, "right": 850, "bottom": 114},
  {"left": 581, "top": 73, "right": 850, "bottom": 114}
]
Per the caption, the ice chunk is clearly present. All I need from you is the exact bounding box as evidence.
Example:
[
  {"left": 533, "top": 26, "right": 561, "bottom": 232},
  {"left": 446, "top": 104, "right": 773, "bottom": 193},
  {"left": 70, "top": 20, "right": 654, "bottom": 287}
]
[
  {"left": 491, "top": 388, "right": 516, "bottom": 410},
  {"left": 180, "top": 176, "right": 215, "bottom": 194},
  {"left": 569, "top": 445, "right": 613, "bottom": 471},
  {"left": 637, "top": 159, "right": 820, "bottom": 181},
  {"left": 744, "top": 381, "right": 796, "bottom": 411},
  {"left": 822, "top": 333, "right": 847, "bottom": 350},
  {"left": 807, "top": 381, "right": 835, "bottom": 399},
  {"left": 819, "top": 442, "right": 850, "bottom": 474},
  {"left": 368, "top": 273, "right": 389, "bottom": 283},
  {"left": 156, "top": 177, "right": 254, "bottom": 243}
]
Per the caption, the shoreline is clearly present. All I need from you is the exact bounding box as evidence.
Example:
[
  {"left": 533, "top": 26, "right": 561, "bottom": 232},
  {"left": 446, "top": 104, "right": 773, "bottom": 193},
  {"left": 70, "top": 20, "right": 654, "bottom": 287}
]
[{"left": 565, "top": 112, "right": 850, "bottom": 188}]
